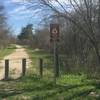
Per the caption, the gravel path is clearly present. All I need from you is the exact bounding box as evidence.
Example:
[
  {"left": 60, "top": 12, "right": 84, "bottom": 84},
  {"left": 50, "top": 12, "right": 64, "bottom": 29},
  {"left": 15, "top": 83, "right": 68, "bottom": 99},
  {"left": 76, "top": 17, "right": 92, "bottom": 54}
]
[{"left": 0, "top": 45, "right": 31, "bottom": 80}]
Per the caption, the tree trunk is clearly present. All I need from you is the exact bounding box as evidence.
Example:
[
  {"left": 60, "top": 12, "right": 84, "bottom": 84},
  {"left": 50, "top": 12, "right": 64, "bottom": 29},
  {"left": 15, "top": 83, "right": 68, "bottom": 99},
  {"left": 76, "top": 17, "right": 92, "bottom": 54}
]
[{"left": 94, "top": 45, "right": 100, "bottom": 64}]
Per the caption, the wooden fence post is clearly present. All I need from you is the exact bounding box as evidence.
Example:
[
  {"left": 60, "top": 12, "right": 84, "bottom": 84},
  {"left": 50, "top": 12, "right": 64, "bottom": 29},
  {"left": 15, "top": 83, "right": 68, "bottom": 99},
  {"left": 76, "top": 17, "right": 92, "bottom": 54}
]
[
  {"left": 22, "top": 58, "right": 26, "bottom": 76},
  {"left": 39, "top": 58, "right": 43, "bottom": 77},
  {"left": 5, "top": 59, "right": 9, "bottom": 80}
]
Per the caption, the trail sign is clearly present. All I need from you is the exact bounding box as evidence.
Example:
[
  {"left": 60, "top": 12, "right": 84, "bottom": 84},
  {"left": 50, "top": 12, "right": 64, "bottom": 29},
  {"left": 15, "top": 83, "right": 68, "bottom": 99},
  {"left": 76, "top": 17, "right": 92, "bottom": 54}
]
[
  {"left": 50, "top": 24, "right": 59, "bottom": 41},
  {"left": 50, "top": 23, "right": 60, "bottom": 83}
]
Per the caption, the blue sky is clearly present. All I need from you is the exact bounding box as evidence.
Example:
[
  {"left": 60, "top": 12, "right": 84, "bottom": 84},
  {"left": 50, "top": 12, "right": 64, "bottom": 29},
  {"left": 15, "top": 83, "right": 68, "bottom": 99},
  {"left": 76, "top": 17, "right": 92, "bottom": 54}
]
[
  {"left": 1, "top": 0, "right": 70, "bottom": 35},
  {"left": 1, "top": 0, "right": 43, "bottom": 35}
]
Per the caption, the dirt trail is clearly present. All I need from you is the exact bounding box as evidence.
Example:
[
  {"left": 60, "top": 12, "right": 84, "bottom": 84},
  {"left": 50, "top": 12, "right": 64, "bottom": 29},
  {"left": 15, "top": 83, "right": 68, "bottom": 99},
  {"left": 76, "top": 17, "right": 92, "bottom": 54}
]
[{"left": 0, "top": 45, "right": 31, "bottom": 80}]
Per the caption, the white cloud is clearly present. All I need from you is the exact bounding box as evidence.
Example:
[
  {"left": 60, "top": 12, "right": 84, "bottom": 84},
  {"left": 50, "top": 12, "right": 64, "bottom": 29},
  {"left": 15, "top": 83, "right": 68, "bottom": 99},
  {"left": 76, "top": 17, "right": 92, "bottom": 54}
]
[
  {"left": 58, "top": 0, "right": 68, "bottom": 3},
  {"left": 11, "top": 0, "right": 31, "bottom": 4},
  {"left": 11, "top": 0, "right": 25, "bottom": 3},
  {"left": 15, "top": 15, "right": 32, "bottom": 20},
  {"left": 9, "top": 5, "right": 33, "bottom": 15},
  {"left": 50, "top": 0, "right": 71, "bottom": 12},
  {"left": 13, "top": 6, "right": 26, "bottom": 12},
  {"left": 51, "top": 0, "right": 69, "bottom": 4},
  {"left": 9, "top": 13, "right": 32, "bottom": 20}
]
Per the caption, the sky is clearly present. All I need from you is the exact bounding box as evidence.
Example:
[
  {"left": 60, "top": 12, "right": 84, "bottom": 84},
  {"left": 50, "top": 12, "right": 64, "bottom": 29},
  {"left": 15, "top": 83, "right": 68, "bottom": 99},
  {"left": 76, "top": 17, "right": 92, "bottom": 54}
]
[
  {"left": 1, "top": 0, "right": 69, "bottom": 35},
  {"left": 1, "top": 0, "right": 40, "bottom": 35}
]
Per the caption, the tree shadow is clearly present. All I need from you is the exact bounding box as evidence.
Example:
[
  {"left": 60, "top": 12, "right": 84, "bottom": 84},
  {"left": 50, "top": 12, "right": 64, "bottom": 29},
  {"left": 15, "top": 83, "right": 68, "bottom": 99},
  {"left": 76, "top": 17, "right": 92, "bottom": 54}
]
[
  {"left": 0, "top": 89, "right": 23, "bottom": 98},
  {"left": 0, "top": 76, "right": 98, "bottom": 99},
  {"left": 0, "top": 83, "right": 94, "bottom": 99}
]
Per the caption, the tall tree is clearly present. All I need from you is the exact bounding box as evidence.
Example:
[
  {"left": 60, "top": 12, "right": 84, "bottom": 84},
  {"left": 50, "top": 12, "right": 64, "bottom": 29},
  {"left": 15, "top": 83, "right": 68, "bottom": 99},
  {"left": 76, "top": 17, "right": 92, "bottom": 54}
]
[
  {"left": 18, "top": 24, "right": 34, "bottom": 47},
  {"left": 26, "top": 0, "right": 100, "bottom": 63},
  {"left": 0, "top": 4, "right": 10, "bottom": 48}
]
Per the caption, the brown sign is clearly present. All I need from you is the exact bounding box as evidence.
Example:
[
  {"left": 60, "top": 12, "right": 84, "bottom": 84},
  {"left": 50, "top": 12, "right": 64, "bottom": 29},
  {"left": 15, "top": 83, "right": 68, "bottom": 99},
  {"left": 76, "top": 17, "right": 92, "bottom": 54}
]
[{"left": 50, "top": 24, "right": 59, "bottom": 41}]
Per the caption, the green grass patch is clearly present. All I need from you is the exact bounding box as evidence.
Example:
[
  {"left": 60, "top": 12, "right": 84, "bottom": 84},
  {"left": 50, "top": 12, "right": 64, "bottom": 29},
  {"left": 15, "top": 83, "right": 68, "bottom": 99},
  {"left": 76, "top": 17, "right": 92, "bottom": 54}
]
[
  {"left": 0, "top": 74, "right": 99, "bottom": 100},
  {"left": 27, "top": 48, "right": 52, "bottom": 58},
  {"left": 0, "top": 47, "right": 99, "bottom": 100},
  {"left": 0, "top": 44, "right": 16, "bottom": 60},
  {"left": 26, "top": 48, "right": 54, "bottom": 77}
]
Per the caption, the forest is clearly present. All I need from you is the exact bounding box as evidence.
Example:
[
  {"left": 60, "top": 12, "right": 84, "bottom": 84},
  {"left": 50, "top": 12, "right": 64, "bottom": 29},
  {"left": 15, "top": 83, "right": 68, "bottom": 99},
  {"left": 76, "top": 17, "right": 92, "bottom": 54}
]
[
  {"left": 17, "top": 0, "right": 100, "bottom": 77},
  {"left": 0, "top": 0, "right": 100, "bottom": 99}
]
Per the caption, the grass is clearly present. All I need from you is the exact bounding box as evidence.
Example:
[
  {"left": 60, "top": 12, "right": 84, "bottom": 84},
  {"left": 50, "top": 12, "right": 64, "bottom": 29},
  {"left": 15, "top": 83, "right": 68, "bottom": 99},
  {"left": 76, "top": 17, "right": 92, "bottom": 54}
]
[
  {"left": 26, "top": 48, "right": 54, "bottom": 76},
  {"left": 0, "top": 47, "right": 100, "bottom": 100},
  {"left": 0, "top": 74, "right": 99, "bottom": 100},
  {"left": 0, "top": 44, "right": 16, "bottom": 60}
]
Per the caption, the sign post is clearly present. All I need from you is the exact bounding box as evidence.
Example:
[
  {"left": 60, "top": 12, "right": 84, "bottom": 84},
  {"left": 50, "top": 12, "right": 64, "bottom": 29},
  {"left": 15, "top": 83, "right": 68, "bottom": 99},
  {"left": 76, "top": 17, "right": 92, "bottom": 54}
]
[
  {"left": 50, "top": 24, "right": 59, "bottom": 82},
  {"left": 5, "top": 59, "right": 9, "bottom": 80}
]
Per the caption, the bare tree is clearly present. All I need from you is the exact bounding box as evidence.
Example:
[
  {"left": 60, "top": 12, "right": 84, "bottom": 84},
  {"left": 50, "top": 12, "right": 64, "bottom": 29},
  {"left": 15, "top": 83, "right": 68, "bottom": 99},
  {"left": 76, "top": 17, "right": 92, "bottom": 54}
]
[
  {"left": 0, "top": 4, "right": 10, "bottom": 48},
  {"left": 26, "top": 0, "right": 100, "bottom": 64}
]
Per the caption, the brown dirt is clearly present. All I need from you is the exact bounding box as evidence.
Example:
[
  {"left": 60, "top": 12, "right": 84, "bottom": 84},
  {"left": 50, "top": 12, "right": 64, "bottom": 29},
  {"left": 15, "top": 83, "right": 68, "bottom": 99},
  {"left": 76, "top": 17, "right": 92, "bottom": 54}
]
[{"left": 0, "top": 45, "right": 31, "bottom": 80}]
